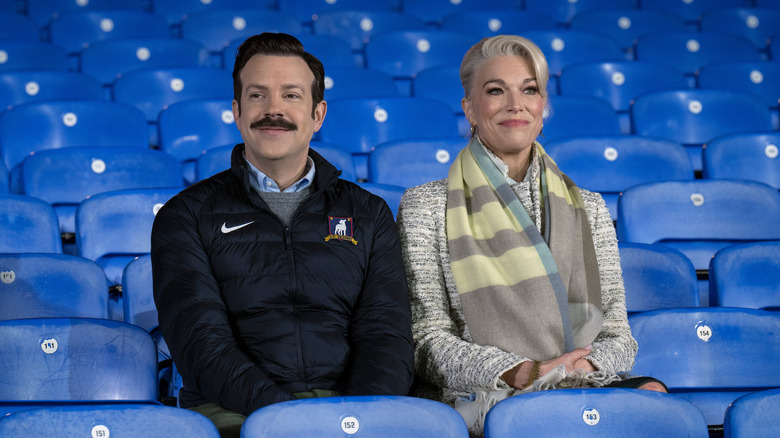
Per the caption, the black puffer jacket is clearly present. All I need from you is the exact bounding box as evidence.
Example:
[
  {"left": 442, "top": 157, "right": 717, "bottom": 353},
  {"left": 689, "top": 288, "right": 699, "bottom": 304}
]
[{"left": 152, "top": 144, "right": 414, "bottom": 416}]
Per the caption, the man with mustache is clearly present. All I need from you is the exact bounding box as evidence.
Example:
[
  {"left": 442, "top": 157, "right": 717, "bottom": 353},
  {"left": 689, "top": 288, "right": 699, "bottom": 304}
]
[{"left": 151, "top": 33, "right": 414, "bottom": 437}]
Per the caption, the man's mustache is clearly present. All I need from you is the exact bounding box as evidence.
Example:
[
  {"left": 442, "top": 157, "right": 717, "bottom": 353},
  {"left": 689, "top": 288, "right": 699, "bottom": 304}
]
[{"left": 251, "top": 117, "right": 297, "bottom": 131}]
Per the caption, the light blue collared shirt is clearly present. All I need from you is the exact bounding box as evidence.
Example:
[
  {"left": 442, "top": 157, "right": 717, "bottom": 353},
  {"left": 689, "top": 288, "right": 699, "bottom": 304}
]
[{"left": 245, "top": 154, "right": 316, "bottom": 193}]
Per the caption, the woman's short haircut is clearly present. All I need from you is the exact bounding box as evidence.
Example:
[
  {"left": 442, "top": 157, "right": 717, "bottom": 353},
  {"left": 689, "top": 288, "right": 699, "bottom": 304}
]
[{"left": 460, "top": 35, "right": 549, "bottom": 104}]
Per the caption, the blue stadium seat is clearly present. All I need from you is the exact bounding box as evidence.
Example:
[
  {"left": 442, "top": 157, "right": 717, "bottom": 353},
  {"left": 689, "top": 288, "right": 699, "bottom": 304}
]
[
  {"left": 616, "top": 180, "right": 780, "bottom": 272},
  {"left": 702, "top": 132, "right": 780, "bottom": 189},
  {"left": 724, "top": 388, "right": 780, "bottom": 438},
  {"left": 358, "top": 183, "right": 406, "bottom": 219},
  {"left": 241, "top": 395, "right": 468, "bottom": 437},
  {"left": 26, "top": 0, "right": 146, "bottom": 27},
  {"left": 520, "top": 30, "right": 626, "bottom": 77},
  {"left": 20, "top": 147, "right": 183, "bottom": 234},
  {"left": 364, "top": 30, "right": 479, "bottom": 95},
  {"left": 279, "top": 0, "right": 398, "bottom": 25},
  {"left": 544, "top": 136, "right": 693, "bottom": 219},
  {"left": 440, "top": 9, "right": 556, "bottom": 38},
  {"left": 701, "top": 7, "right": 780, "bottom": 49},
  {"left": 772, "top": 32, "right": 780, "bottom": 60},
  {"left": 49, "top": 10, "right": 170, "bottom": 55},
  {"left": 311, "top": 141, "right": 358, "bottom": 183},
  {"left": 698, "top": 61, "right": 780, "bottom": 122},
  {"left": 0, "top": 162, "right": 7, "bottom": 193},
  {"left": 618, "top": 242, "right": 699, "bottom": 314},
  {"left": 570, "top": 9, "right": 686, "bottom": 52},
  {"left": 629, "top": 307, "right": 780, "bottom": 426},
  {"left": 222, "top": 33, "right": 357, "bottom": 71},
  {"left": 635, "top": 31, "right": 762, "bottom": 77},
  {"left": 0, "top": 404, "right": 220, "bottom": 437},
  {"left": 152, "top": 0, "right": 276, "bottom": 26},
  {"left": 0, "top": 12, "right": 38, "bottom": 41},
  {"left": 80, "top": 38, "right": 210, "bottom": 86},
  {"left": 313, "top": 10, "right": 426, "bottom": 53},
  {"left": 412, "top": 64, "right": 469, "bottom": 136},
  {"left": 0, "top": 70, "right": 103, "bottom": 111},
  {"left": 0, "top": 194, "right": 62, "bottom": 254},
  {"left": 0, "top": 317, "right": 158, "bottom": 416},
  {"left": 525, "top": 0, "right": 637, "bottom": 25},
  {"left": 709, "top": 241, "right": 780, "bottom": 310},
  {"left": 181, "top": 9, "right": 302, "bottom": 53},
  {"left": 757, "top": 0, "right": 780, "bottom": 8},
  {"left": 368, "top": 137, "right": 464, "bottom": 188},
  {"left": 640, "top": 0, "right": 751, "bottom": 24},
  {"left": 121, "top": 254, "right": 156, "bottom": 332},
  {"left": 403, "top": 0, "right": 521, "bottom": 25},
  {"left": 0, "top": 253, "right": 109, "bottom": 320},
  {"left": 323, "top": 66, "right": 400, "bottom": 101},
  {"left": 0, "top": 99, "right": 148, "bottom": 176},
  {"left": 319, "top": 96, "right": 459, "bottom": 180},
  {"left": 542, "top": 96, "right": 621, "bottom": 144},
  {"left": 630, "top": 89, "right": 774, "bottom": 170},
  {"left": 484, "top": 388, "right": 708, "bottom": 438},
  {"left": 0, "top": 41, "right": 69, "bottom": 72},
  {"left": 76, "top": 188, "right": 181, "bottom": 285},
  {"left": 559, "top": 61, "right": 688, "bottom": 133},
  {"left": 158, "top": 98, "right": 242, "bottom": 185},
  {"left": 0, "top": 3, "right": 20, "bottom": 13},
  {"left": 194, "top": 144, "right": 234, "bottom": 182}
]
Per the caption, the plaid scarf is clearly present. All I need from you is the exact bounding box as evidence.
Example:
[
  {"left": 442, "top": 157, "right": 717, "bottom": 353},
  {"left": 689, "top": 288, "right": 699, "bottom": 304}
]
[{"left": 446, "top": 137, "right": 602, "bottom": 360}]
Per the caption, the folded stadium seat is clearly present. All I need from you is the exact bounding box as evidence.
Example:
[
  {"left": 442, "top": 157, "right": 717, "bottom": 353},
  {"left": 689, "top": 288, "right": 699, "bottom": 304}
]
[
  {"left": 194, "top": 144, "right": 235, "bottom": 182},
  {"left": 544, "top": 135, "right": 693, "bottom": 220},
  {"left": 76, "top": 187, "right": 182, "bottom": 287},
  {"left": 541, "top": 96, "right": 621, "bottom": 144},
  {"left": 312, "top": 10, "right": 427, "bottom": 57},
  {"left": 242, "top": 395, "right": 469, "bottom": 437},
  {"left": 630, "top": 88, "right": 774, "bottom": 171},
  {"left": 80, "top": 38, "right": 210, "bottom": 87},
  {"left": 0, "top": 404, "right": 219, "bottom": 437},
  {"left": 629, "top": 307, "right": 780, "bottom": 428},
  {"left": 0, "top": 41, "right": 69, "bottom": 72},
  {"left": 279, "top": 0, "right": 398, "bottom": 28},
  {"left": 526, "top": 0, "right": 638, "bottom": 25},
  {"left": 402, "top": 0, "right": 521, "bottom": 26},
  {"left": 440, "top": 9, "right": 556, "bottom": 38},
  {"left": 318, "top": 96, "right": 459, "bottom": 180},
  {"left": 559, "top": 61, "right": 688, "bottom": 134},
  {"left": 0, "top": 253, "right": 109, "bottom": 320},
  {"left": 0, "top": 194, "right": 62, "bottom": 254},
  {"left": 112, "top": 66, "right": 232, "bottom": 145},
  {"left": 723, "top": 388, "right": 780, "bottom": 437},
  {"left": 616, "top": 179, "right": 780, "bottom": 304},
  {"left": 357, "top": 182, "right": 406, "bottom": 219},
  {"left": 484, "top": 388, "right": 708, "bottom": 438},
  {"left": 158, "top": 98, "right": 242, "bottom": 185},
  {"left": 411, "top": 65, "right": 469, "bottom": 136},
  {"left": 0, "top": 11, "right": 39, "bottom": 41},
  {"left": 0, "top": 317, "right": 158, "bottom": 416},
  {"left": 0, "top": 162, "right": 7, "bottom": 193},
  {"left": 20, "top": 146, "right": 183, "bottom": 235},
  {"left": 323, "top": 66, "right": 400, "bottom": 102},
  {"left": 701, "top": 7, "right": 780, "bottom": 50},
  {"left": 27, "top": 0, "right": 147, "bottom": 28},
  {"left": 49, "top": 10, "right": 170, "bottom": 56},
  {"left": 311, "top": 141, "right": 359, "bottom": 182},
  {"left": 634, "top": 31, "right": 762, "bottom": 83},
  {"left": 151, "top": 0, "right": 276, "bottom": 27},
  {"left": 180, "top": 9, "right": 302, "bottom": 56},
  {"left": 772, "top": 32, "right": 780, "bottom": 61},
  {"left": 368, "top": 137, "right": 464, "bottom": 188},
  {"left": 0, "top": 70, "right": 102, "bottom": 111},
  {"left": 639, "top": 0, "right": 749, "bottom": 26},
  {"left": 709, "top": 241, "right": 780, "bottom": 310},
  {"left": 221, "top": 33, "right": 357, "bottom": 71},
  {"left": 698, "top": 61, "right": 780, "bottom": 129},
  {"left": 519, "top": 30, "right": 627, "bottom": 78},
  {"left": 570, "top": 8, "right": 686, "bottom": 54},
  {"left": 364, "top": 29, "right": 480, "bottom": 95},
  {"left": 702, "top": 132, "right": 780, "bottom": 190},
  {"left": 618, "top": 242, "right": 699, "bottom": 314},
  {"left": 0, "top": 99, "right": 148, "bottom": 184}
]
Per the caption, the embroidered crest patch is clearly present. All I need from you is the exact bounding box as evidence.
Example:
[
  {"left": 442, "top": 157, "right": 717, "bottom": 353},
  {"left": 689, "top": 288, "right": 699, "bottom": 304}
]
[{"left": 325, "top": 216, "right": 357, "bottom": 245}]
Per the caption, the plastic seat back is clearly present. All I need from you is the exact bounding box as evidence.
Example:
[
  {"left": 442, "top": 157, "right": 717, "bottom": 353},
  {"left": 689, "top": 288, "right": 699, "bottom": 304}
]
[
  {"left": 521, "top": 30, "right": 625, "bottom": 77},
  {"left": 369, "top": 137, "right": 464, "bottom": 188},
  {"left": 641, "top": 0, "right": 751, "bottom": 23},
  {"left": 313, "top": 10, "right": 427, "bottom": 52},
  {"left": 241, "top": 395, "right": 468, "bottom": 437},
  {"left": 0, "top": 70, "right": 102, "bottom": 111},
  {"left": 0, "top": 12, "right": 39, "bottom": 42},
  {"left": 122, "top": 254, "right": 155, "bottom": 331},
  {"left": 525, "top": 0, "right": 637, "bottom": 25},
  {"left": 699, "top": 61, "right": 780, "bottom": 109},
  {"left": 702, "top": 132, "right": 780, "bottom": 189},
  {"left": 358, "top": 183, "right": 406, "bottom": 219},
  {"left": 0, "top": 404, "right": 220, "bottom": 437},
  {"left": 311, "top": 141, "right": 358, "bottom": 183},
  {"left": 194, "top": 144, "right": 234, "bottom": 182},
  {"left": 570, "top": 9, "right": 686, "bottom": 51},
  {"left": 0, "top": 253, "right": 109, "bottom": 320},
  {"left": 49, "top": 10, "right": 169, "bottom": 54},
  {"left": 543, "top": 95, "right": 621, "bottom": 143},
  {"left": 279, "top": 0, "right": 397, "bottom": 25},
  {"left": 154, "top": 0, "right": 275, "bottom": 25},
  {"left": 0, "top": 41, "right": 69, "bottom": 72},
  {"left": 724, "top": 388, "right": 780, "bottom": 438},
  {"left": 0, "top": 194, "right": 62, "bottom": 254},
  {"left": 440, "top": 9, "right": 556, "bottom": 38},
  {"left": 0, "top": 163, "right": 7, "bottom": 193},
  {"left": 181, "top": 9, "right": 302, "bottom": 53},
  {"left": 484, "top": 388, "right": 708, "bottom": 437},
  {"left": 709, "top": 241, "right": 780, "bottom": 309},
  {"left": 701, "top": 7, "right": 780, "bottom": 49},
  {"left": 27, "top": 0, "right": 146, "bottom": 27},
  {"left": 618, "top": 242, "right": 699, "bottom": 313},
  {"left": 323, "top": 66, "right": 401, "bottom": 101}
]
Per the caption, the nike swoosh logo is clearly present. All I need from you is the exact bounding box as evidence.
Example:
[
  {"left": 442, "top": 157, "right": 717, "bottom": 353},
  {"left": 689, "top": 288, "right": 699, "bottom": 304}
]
[{"left": 221, "top": 221, "right": 254, "bottom": 234}]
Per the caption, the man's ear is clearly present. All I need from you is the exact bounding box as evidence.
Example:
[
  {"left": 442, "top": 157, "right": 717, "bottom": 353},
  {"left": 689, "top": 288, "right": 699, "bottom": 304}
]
[
  {"left": 232, "top": 99, "right": 240, "bottom": 128},
  {"left": 312, "top": 100, "right": 327, "bottom": 133}
]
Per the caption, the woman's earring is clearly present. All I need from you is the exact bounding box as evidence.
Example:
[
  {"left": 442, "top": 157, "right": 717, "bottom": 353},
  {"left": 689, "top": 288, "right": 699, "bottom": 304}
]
[
  {"left": 470, "top": 124, "right": 478, "bottom": 138},
  {"left": 539, "top": 126, "right": 544, "bottom": 138}
]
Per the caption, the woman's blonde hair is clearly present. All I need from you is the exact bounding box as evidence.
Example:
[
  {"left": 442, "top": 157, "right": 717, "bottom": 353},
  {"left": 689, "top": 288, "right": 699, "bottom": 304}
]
[{"left": 460, "top": 35, "right": 550, "bottom": 105}]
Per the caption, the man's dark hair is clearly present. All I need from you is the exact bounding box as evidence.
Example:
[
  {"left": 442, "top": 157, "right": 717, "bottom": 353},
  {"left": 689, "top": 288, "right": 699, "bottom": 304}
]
[{"left": 233, "top": 32, "right": 325, "bottom": 117}]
